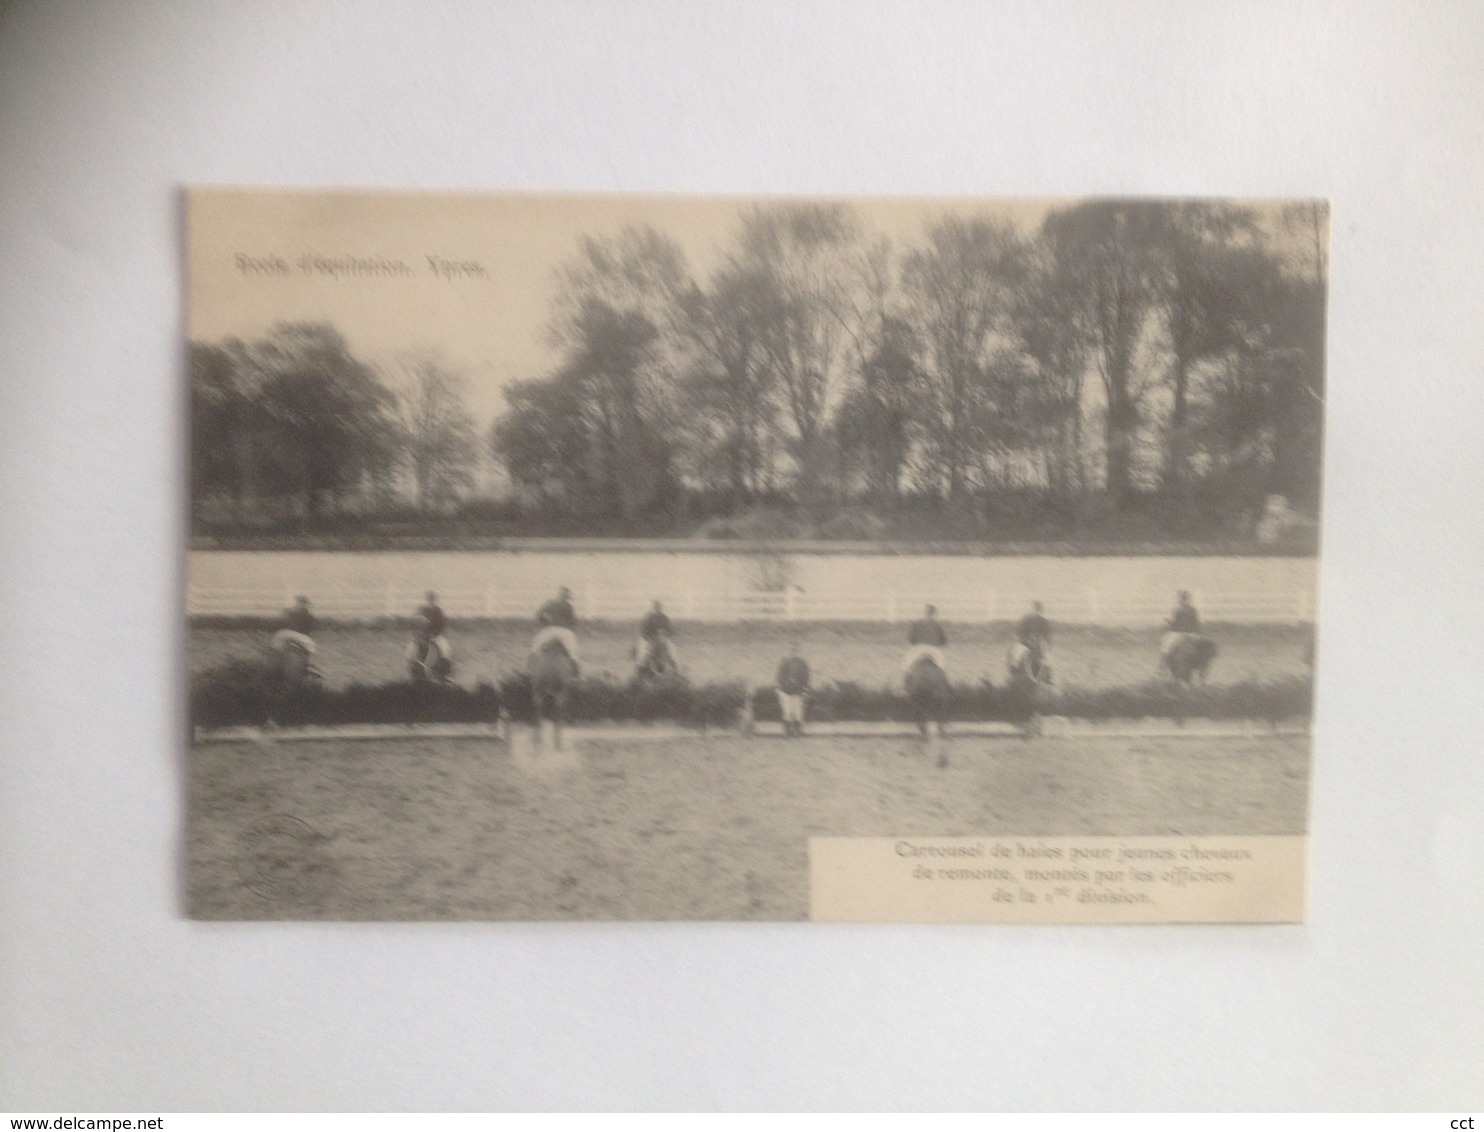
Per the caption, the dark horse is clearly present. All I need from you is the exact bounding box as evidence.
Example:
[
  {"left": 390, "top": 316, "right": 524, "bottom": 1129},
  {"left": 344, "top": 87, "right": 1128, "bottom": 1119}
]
[
  {"left": 528, "top": 640, "right": 580, "bottom": 749},
  {"left": 904, "top": 653, "right": 952, "bottom": 766},
  {"left": 1161, "top": 633, "right": 1217, "bottom": 686}
]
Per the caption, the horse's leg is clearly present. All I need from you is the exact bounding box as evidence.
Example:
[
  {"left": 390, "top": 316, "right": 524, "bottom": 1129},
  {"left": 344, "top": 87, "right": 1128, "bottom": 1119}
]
[
  {"left": 537, "top": 691, "right": 555, "bottom": 753},
  {"left": 551, "top": 689, "right": 567, "bottom": 751},
  {"left": 1023, "top": 708, "right": 1041, "bottom": 739},
  {"left": 265, "top": 678, "right": 282, "bottom": 729}
]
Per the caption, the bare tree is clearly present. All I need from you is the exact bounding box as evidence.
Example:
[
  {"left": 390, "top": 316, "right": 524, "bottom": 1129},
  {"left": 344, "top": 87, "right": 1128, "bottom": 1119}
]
[
  {"left": 901, "top": 215, "right": 1027, "bottom": 500},
  {"left": 1266, "top": 202, "right": 1329, "bottom": 512},
  {"left": 674, "top": 262, "right": 783, "bottom": 500},
  {"left": 1041, "top": 201, "right": 1168, "bottom": 505},
  {"left": 1281, "top": 201, "right": 1329, "bottom": 288},
  {"left": 730, "top": 203, "right": 862, "bottom": 500},
  {"left": 1015, "top": 241, "right": 1096, "bottom": 492},
  {"left": 475, "top": 197, "right": 1327, "bottom": 539},
  {"left": 543, "top": 228, "right": 693, "bottom": 518},
  {"left": 396, "top": 355, "right": 480, "bottom": 512},
  {"left": 549, "top": 225, "right": 692, "bottom": 362}
]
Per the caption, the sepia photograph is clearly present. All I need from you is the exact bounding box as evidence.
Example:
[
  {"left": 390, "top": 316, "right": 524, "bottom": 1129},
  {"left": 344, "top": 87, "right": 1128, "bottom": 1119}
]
[{"left": 185, "top": 189, "right": 1325, "bottom": 921}]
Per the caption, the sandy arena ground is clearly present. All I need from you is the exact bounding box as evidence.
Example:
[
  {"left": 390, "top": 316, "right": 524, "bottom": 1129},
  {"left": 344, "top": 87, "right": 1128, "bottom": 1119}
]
[
  {"left": 187, "top": 730, "right": 1310, "bottom": 920},
  {"left": 190, "top": 620, "right": 1313, "bottom": 690}
]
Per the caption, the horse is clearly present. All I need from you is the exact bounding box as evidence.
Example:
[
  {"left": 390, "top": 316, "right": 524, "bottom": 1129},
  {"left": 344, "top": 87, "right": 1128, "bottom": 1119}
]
[
  {"left": 528, "top": 639, "right": 581, "bottom": 750},
  {"left": 904, "top": 652, "right": 952, "bottom": 766},
  {"left": 407, "top": 630, "right": 453, "bottom": 685},
  {"left": 1160, "top": 632, "right": 1217, "bottom": 685},
  {"left": 633, "top": 635, "right": 679, "bottom": 682},
  {"left": 268, "top": 629, "right": 320, "bottom": 682}
]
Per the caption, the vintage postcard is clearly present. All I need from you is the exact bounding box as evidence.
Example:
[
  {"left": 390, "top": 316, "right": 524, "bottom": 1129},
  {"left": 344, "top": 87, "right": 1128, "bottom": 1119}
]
[{"left": 186, "top": 189, "right": 1325, "bottom": 921}]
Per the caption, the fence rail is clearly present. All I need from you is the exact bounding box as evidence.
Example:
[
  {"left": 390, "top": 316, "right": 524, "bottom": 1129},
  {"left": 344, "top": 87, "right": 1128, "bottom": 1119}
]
[{"left": 187, "top": 582, "right": 1314, "bottom": 625}]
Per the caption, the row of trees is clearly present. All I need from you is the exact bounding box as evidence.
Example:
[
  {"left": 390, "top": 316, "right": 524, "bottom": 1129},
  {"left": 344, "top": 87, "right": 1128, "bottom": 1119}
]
[
  {"left": 191, "top": 325, "right": 481, "bottom": 522},
  {"left": 492, "top": 199, "right": 1326, "bottom": 527},
  {"left": 190, "top": 198, "right": 1326, "bottom": 539}
]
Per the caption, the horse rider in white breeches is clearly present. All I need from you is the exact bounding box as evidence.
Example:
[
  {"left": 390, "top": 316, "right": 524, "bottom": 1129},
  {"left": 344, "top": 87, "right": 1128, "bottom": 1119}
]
[
  {"left": 1008, "top": 639, "right": 1053, "bottom": 684},
  {"left": 272, "top": 628, "right": 317, "bottom": 655},
  {"left": 902, "top": 643, "right": 947, "bottom": 677},
  {"left": 1159, "top": 631, "right": 1192, "bottom": 663},
  {"left": 634, "top": 600, "right": 677, "bottom": 671},
  {"left": 531, "top": 625, "right": 580, "bottom": 663}
]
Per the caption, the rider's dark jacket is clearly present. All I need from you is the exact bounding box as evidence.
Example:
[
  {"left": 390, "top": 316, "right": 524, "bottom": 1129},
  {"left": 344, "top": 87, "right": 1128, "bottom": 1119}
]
[
  {"left": 419, "top": 603, "right": 447, "bottom": 636},
  {"left": 640, "top": 610, "right": 673, "bottom": 640},
  {"left": 776, "top": 656, "right": 811, "bottom": 695},
  {"left": 1168, "top": 604, "right": 1201, "bottom": 633},
  {"left": 1017, "top": 612, "right": 1052, "bottom": 646},
  {"left": 537, "top": 598, "right": 577, "bottom": 629},
  {"left": 908, "top": 618, "right": 948, "bottom": 647},
  {"left": 285, "top": 605, "right": 315, "bottom": 635}
]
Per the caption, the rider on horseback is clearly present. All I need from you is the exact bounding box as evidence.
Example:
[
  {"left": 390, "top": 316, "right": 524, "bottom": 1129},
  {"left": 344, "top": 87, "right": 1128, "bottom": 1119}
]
[
  {"left": 634, "top": 600, "right": 679, "bottom": 675},
  {"left": 1160, "top": 590, "right": 1202, "bottom": 672},
  {"left": 1017, "top": 601, "right": 1052, "bottom": 650},
  {"left": 536, "top": 586, "right": 576, "bottom": 628},
  {"left": 407, "top": 590, "right": 453, "bottom": 677},
  {"left": 420, "top": 590, "right": 448, "bottom": 640},
  {"left": 271, "top": 595, "right": 317, "bottom": 656},
  {"left": 266, "top": 595, "right": 323, "bottom": 702},
  {"left": 902, "top": 604, "right": 948, "bottom": 677},
  {"left": 1168, "top": 591, "right": 1201, "bottom": 634},
  {"left": 531, "top": 586, "right": 580, "bottom": 666},
  {"left": 1009, "top": 600, "right": 1053, "bottom": 685}
]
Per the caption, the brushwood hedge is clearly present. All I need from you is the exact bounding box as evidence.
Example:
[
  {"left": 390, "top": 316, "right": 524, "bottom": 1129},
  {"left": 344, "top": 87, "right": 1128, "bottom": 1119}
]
[{"left": 190, "top": 657, "right": 1312, "bottom": 730}]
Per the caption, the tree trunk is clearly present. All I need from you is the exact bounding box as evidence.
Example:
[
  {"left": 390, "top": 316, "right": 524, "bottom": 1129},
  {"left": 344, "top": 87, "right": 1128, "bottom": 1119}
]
[
  {"left": 1104, "top": 378, "right": 1135, "bottom": 505},
  {"left": 1166, "top": 354, "right": 1190, "bottom": 489}
]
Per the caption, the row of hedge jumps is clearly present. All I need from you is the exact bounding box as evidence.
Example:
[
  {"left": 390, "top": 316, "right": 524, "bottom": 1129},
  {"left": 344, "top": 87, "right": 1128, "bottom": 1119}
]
[{"left": 191, "top": 658, "right": 1313, "bottom": 735}]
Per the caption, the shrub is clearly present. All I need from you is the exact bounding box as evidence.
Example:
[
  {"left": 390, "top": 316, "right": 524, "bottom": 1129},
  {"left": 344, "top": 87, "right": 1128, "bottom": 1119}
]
[
  {"left": 191, "top": 657, "right": 1313, "bottom": 731},
  {"left": 190, "top": 656, "right": 502, "bottom": 729}
]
